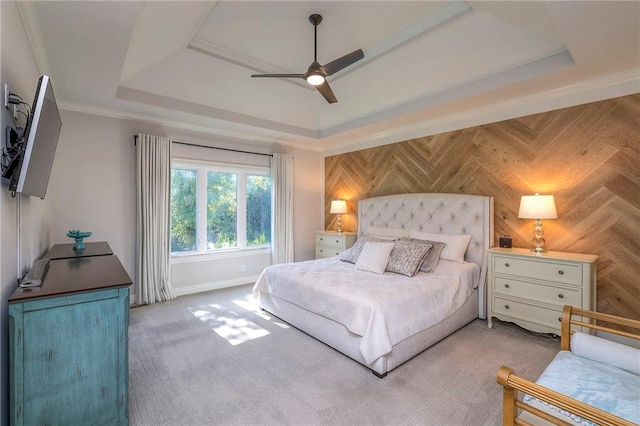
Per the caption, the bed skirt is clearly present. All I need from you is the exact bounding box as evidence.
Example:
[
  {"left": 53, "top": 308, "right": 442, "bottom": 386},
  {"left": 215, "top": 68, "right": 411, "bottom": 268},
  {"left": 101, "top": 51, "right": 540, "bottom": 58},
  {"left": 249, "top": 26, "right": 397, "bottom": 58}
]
[{"left": 257, "top": 289, "right": 479, "bottom": 376}]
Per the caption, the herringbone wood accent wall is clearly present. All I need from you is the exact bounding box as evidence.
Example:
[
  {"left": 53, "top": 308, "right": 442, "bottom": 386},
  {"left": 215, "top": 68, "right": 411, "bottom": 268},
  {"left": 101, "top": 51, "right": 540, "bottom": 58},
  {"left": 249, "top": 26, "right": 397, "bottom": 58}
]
[{"left": 325, "top": 94, "right": 640, "bottom": 321}]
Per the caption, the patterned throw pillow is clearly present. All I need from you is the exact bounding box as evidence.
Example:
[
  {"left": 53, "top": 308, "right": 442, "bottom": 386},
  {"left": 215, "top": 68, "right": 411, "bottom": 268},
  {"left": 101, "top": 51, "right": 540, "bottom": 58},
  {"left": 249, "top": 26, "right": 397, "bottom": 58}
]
[
  {"left": 386, "top": 239, "right": 433, "bottom": 277},
  {"left": 339, "top": 235, "right": 397, "bottom": 264},
  {"left": 354, "top": 241, "right": 395, "bottom": 274}
]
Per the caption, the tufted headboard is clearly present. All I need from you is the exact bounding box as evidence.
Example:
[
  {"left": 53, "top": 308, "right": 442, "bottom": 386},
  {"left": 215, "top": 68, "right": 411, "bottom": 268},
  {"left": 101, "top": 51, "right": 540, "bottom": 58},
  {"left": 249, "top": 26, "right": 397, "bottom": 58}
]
[{"left": 358, "top": 193, "right": 494, "bottom": 318}]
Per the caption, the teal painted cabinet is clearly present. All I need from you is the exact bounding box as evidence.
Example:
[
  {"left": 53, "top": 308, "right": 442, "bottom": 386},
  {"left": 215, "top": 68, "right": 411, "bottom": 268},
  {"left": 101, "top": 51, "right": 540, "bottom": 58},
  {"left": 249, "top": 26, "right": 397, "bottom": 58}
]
[{"left": 9, "top": 254, "right": 131, "bottom": 425}]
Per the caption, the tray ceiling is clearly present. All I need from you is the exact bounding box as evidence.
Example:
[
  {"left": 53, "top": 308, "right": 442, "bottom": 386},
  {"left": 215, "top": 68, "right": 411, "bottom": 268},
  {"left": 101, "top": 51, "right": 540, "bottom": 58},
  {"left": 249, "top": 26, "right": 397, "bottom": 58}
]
[{"left": 17, "top": 1, "right": 640, "bottom": 152}]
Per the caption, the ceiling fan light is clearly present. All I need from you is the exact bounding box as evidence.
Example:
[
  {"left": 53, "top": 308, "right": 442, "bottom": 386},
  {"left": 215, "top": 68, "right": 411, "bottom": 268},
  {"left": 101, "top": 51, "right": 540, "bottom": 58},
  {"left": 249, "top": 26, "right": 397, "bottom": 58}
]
[{"left": 306, "top": 74, "right": 325, "bottom": 86}]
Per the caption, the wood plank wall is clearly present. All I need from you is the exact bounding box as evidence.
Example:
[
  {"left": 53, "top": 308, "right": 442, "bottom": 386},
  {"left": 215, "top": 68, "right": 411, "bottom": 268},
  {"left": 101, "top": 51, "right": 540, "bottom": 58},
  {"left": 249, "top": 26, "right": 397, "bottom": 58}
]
[{"left": 325, "top": 94, "right": 640, "bottom": 320}]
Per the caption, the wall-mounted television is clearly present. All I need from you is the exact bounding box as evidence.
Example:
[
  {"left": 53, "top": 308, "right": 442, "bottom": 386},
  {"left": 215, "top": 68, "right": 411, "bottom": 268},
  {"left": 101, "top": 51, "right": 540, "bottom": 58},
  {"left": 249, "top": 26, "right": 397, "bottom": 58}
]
[{"left": 8, "top": 75, "right": 62, "bottom": 199}]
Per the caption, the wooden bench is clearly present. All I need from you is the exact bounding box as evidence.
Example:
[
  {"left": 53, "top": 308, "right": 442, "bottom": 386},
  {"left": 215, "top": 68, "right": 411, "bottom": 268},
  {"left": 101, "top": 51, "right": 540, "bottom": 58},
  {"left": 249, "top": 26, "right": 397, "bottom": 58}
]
[{"left": 497, "top": 305, "right": 640, "bottom": 426}]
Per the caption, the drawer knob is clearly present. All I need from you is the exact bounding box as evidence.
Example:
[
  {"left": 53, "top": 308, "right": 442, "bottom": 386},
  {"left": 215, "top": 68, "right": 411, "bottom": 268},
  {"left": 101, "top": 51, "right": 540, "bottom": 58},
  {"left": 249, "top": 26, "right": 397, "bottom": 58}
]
[
  {"left": 335, "top": 240, "right": 339, "bottom": 243},
  {"left": 558, "top": 293, "right": 564, "bottom": 299},
  {"left": 504, "top": 262, "right": 510, "bottom": 267},
  {"left": 320, "top": 237, "right": 324, "bottom": 241},
  {"left": 504, "top": 283, "right": 510, "bottom": 289},
  {"left": 558, "top": 317, "right": 562, "bottom": 322},
  {"left": 319, "top": 249, "right": 323, "bottom": 253},
  {"left": 504, "top": 304, "right": 510, "bottom": 310},
  {"left": 558, "top": 270, "right": 564, "bottom": 275}
]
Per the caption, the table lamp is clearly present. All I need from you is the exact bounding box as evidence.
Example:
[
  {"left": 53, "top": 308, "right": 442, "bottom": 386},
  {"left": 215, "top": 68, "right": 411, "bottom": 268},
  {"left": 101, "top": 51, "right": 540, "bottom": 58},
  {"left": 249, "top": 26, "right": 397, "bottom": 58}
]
[
  {"left": 518, "top": 193, "right": 558, "bottom": 253},
  {"left": 330, "top": 200, "right": 348, "bottom": 233}
]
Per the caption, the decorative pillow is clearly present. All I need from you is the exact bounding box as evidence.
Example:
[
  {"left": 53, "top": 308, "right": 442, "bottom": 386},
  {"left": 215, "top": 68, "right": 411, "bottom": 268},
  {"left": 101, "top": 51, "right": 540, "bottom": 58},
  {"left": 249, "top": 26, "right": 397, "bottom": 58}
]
[
  {"left": 339, "top": 235, "right": 398, "bottom": 264},
  {"left": 354, "top": 241, "right": 395, "bottom": 274},
  {"left": 386, "top": 239, "right": 433, "bottom": 277},
  {"left": 409, "top": 230, "right": 471, "bottom": 263},
  {"left": 571, "top": 332, "right": 640, "bottom": 375},
  {"left": 418, "top": 240, "right": 447, "bottom": 273},
  {"left": 365, "top": 226, "right": 410, "bottom": 239}
]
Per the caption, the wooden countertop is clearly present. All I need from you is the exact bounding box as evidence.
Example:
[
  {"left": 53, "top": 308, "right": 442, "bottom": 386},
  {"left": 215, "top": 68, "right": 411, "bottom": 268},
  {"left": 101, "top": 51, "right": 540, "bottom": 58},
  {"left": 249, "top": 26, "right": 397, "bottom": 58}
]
[
  {"left": 42, "top": 241, "right": 113, "bottom": 259},
  {"left": 9, "top": 255, "right": 132, "bottom": 303}
]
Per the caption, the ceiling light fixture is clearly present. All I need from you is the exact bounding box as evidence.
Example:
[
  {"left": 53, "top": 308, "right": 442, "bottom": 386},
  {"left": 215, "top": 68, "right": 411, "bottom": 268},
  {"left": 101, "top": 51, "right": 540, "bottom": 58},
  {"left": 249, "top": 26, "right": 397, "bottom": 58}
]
[{"left": 306, "top": 73, "right": 325, "bottom": 86}]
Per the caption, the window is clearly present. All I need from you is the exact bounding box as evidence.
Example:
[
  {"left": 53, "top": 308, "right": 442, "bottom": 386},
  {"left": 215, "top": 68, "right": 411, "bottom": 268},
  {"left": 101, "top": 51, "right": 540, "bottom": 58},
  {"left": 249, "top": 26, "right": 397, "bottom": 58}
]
[{"left": 171, "top": 160, "right": 272, "bottom": 255}]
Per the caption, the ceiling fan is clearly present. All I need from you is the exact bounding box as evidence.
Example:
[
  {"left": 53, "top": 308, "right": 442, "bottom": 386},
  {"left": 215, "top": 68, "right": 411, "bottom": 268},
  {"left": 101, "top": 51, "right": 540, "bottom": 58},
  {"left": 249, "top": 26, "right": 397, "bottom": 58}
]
[{"left": 251, "top": 14, "right": 364, "bottom": 104}]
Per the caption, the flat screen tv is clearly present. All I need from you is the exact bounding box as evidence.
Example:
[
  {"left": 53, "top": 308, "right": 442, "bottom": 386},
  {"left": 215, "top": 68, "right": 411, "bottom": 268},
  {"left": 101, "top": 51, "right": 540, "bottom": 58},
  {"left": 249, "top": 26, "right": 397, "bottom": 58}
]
[{"left": 9, "top": 75, "right": 62, "bottom": 199}]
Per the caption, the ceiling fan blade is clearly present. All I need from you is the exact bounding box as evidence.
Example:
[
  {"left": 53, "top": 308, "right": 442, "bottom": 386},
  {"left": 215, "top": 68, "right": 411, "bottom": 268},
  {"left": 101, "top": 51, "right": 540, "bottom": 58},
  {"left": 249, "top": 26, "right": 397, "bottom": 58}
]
[
  {"left": 315, "top": 81, "right": 338, "bottom": 104},
  {"left": 323, "top": 49, "right": 364, "bottom": 76},
  {"left": 251, "top": 73, "right": 304, "bottom": 79}
]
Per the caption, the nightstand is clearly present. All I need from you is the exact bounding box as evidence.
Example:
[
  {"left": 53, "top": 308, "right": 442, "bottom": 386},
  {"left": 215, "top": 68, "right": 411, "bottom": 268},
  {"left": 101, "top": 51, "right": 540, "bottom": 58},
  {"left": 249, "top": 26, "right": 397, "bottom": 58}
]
[
  {"left": 487, "top": 247, "right": 597, "bottom": 335},
  {"left": 315, "top": 231, "right": 357, "bottom": 259}
]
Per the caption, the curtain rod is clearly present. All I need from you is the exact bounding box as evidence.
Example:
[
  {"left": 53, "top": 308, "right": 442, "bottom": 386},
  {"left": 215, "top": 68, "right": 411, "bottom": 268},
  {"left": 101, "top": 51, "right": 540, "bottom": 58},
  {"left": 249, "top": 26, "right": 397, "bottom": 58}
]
[{"left": 133, "top": 135, "right": 273, "bottom": 158}]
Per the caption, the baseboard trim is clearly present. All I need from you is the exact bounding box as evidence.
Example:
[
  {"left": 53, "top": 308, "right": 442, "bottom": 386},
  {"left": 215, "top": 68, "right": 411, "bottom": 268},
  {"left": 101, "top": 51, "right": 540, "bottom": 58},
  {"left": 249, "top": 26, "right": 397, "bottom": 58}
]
[{"left": 173, "top": 275, "right": 260, "bottom": 297}]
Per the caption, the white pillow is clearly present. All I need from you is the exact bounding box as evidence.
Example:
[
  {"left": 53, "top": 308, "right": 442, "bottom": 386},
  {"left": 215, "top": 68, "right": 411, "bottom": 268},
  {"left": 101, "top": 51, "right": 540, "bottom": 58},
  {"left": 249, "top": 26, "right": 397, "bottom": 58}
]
[
  {"left": 355, "top": 241, "right": 395, "bottom": 274},
  {"left": 365, "top": 226, "right": 410, "bottom": 238},
  {"left": 571, "top": 332, "right": 640, "bottom": 375},
  {"left": 409, "top": 230, "right": 472, "bottom": 263}
]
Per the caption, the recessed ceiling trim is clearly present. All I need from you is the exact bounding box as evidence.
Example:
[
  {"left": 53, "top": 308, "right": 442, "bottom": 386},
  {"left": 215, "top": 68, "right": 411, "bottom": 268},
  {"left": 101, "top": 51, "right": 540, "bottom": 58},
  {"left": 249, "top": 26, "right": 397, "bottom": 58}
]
[
  {"left": 116, "top": 85, "right": 318, "bottom": 139},
  {"left": 187, "top": 38, "right": 312, "bottom": 91},
  {"left": 320, "top": 49, "right": 575, "bottom": 139},
  {"left": 331, "top": 1, "right": 474, "bottom": 81}
]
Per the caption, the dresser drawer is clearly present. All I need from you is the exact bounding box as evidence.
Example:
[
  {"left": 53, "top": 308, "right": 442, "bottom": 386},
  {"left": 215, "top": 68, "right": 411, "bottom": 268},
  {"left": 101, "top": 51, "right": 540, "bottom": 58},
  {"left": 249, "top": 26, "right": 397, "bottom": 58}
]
[
  {"left": 492, "top": 295, "right": 563, "bottom": 331},
  {"left": 492, "top": 255, "right": 582, "bottom": 286},
  {"left": 492, "top": 276, "right": 582, "bottom": 307},
  {"left": 316, "top": 246, "right": 342, "bottom": 258},
  {"left": 315, "top": 234, "right": 346, "bottom": 249}
]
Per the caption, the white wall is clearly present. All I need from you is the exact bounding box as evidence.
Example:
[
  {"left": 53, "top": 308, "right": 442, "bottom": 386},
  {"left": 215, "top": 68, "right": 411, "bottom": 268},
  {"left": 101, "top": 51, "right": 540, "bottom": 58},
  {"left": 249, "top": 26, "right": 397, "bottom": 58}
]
[
  {"left": 49, "top": 110, "right": 324, "bottom": 299},
  {"left": 0, "top": 1, "right": 53, "bottom": 423}
]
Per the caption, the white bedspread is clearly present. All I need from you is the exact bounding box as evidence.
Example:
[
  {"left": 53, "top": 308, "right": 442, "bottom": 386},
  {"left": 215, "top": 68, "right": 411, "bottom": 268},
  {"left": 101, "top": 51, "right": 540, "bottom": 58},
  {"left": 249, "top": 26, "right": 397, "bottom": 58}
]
[{"left": 253, "top": 257, "right": 479, "bottom": 364}]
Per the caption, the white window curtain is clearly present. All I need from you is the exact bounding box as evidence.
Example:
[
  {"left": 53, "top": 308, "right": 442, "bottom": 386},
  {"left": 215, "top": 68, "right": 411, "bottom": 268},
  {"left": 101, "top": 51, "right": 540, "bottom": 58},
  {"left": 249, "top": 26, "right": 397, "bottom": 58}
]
[
  {"left": 136, "top": 133, "right": 176, "bottom": 304},
  {"left": 271, "top": 153, "right": 294, "bottom": 264}
]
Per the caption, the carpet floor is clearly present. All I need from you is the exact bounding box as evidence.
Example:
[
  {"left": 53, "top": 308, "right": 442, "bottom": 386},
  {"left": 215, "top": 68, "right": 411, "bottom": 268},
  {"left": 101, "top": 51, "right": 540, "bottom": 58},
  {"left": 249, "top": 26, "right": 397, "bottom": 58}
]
[{"left": 128, "top": 284, "right": 559, "bottom": 426}]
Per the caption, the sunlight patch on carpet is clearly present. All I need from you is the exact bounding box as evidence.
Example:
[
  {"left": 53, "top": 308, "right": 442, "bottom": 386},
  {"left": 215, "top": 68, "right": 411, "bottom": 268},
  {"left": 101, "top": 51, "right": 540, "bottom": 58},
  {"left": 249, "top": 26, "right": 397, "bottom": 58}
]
[
  {"left": 233, "top": 294, "right": 291, "bottom": 329},
  {"left": 188, "top": 303, "right": 270, "bottom": 345}
]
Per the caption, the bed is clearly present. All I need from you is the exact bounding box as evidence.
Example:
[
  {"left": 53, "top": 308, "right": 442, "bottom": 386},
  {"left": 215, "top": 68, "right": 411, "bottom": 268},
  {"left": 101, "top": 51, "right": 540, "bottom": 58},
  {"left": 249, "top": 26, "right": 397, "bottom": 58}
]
[{"left": 253, "top": 193, "right": 494, "bottom": 377}]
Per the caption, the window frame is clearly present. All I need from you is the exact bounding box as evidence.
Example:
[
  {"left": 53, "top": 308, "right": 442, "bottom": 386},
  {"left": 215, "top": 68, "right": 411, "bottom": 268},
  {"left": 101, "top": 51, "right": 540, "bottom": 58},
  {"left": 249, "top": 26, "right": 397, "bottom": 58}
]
[{"left": 171, "top": 158, "right": 272, "bottom": 260}]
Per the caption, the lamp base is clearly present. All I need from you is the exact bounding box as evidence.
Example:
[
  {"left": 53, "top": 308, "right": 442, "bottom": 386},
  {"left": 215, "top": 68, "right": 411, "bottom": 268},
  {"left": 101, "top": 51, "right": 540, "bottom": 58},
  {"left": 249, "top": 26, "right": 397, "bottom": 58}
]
[
  {"left": 336, "top": 214, "right": 343, "bottom": 233},
  {"left": 531, "top": 219, "right": 546, "bottom": 253}
]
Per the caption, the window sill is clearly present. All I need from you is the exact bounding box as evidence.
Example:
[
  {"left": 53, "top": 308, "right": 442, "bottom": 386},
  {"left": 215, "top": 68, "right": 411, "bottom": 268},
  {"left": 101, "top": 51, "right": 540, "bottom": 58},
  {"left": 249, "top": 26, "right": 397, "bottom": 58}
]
[{"left": 171, "top": 247, "right": 271, "bottom": 264}]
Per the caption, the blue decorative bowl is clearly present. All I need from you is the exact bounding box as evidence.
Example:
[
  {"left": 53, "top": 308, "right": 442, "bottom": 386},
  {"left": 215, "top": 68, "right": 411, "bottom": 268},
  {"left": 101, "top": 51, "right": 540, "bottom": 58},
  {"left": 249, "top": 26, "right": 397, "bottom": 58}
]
[{"left": 66, "top": 230, "right": 92, "bottom": 250}]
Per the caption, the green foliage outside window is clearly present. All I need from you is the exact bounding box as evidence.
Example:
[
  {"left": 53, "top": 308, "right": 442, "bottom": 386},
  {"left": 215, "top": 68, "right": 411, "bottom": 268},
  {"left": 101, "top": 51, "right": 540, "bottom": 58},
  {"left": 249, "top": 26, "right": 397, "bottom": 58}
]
[
  {"left": 171, "top": 165, "right": 272, "bottom": 254},
  {"left": 207, "top": 172, "right": 237, "bottom": 249},
  {"left": 246, "top": 175, "right": 272, "bottom": 246},
  {"left": 170, "top": 169, "right": 197, "bottom": 252}
]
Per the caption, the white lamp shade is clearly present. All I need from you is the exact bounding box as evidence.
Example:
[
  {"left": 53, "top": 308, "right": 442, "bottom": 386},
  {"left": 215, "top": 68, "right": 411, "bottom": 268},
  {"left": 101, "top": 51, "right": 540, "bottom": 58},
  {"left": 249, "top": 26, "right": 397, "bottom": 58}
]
[
  {"left": 330, "top": 200, "right": 348, "bottom": 214},
  {"left": 518, "top": 194, "right": 558, "bottom": 219}
]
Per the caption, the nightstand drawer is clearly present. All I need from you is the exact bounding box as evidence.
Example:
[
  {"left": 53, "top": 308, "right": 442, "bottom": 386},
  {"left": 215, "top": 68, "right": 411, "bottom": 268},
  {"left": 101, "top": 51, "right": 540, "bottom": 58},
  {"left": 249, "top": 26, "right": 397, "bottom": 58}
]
[
  {"left": 315, "top": 247, "right": 342, "bottom": 258},
  {"left": 492, "top": 255, "right": 582, "bottom": 285},
  {"left": 315, "top": 234, "right": 347, "bottom": 249},
  {"left": 492, "top": 296, "right": 563, "bottom": 330},
  {"left": 492, "top": 277, "right": 582, "bottom": 307}
]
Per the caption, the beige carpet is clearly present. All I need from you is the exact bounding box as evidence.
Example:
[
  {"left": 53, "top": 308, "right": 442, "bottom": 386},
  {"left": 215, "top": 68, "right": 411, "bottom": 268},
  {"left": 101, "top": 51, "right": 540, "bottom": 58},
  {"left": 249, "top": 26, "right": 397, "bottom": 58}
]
[{"left": 128, "top": 284, "right": 559, "bottom": 426}]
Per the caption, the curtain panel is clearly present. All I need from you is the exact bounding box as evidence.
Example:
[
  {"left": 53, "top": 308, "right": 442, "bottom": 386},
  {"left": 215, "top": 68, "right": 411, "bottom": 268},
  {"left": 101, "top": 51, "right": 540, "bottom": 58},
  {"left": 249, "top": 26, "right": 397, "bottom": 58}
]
[
  {"left": 271, "top": 153, "right": 294, "bottom": 264},
  {"left": 136, "top": 133, "right": 176, "bottom": 304}
]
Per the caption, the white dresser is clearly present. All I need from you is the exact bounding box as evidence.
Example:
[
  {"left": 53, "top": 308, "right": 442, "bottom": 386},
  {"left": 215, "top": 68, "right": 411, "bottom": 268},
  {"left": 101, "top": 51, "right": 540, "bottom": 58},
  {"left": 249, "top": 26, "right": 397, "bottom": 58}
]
[
  {"left": 315, "top": 231, "right": 357, "bottom": 259},
  {"left": 487, "top": 247, "right": 598, "bottom": 335}
]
